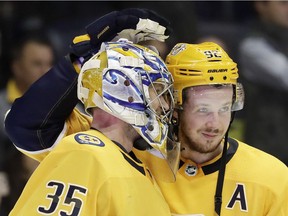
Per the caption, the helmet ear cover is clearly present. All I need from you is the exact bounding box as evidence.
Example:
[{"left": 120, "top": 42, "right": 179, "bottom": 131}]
[{"left": 166, "top": 42, "right": 244, "bottom": 111}]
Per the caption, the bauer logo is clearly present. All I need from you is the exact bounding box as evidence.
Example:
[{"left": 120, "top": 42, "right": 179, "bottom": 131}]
[
  {"left": 75, "top": 133, "right": 105, "bottom": 147},
  {"left": 207, "top": 69, "right": 227, "bottom": 73}
]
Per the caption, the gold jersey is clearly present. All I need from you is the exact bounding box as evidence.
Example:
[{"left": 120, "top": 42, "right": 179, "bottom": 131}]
[
  {"left": 15, "top": 109, "right": 288, "bottom": 216},
  {"left": 157, "top": 139, "right": 288, "bottom": 216},
  {"left": 10, "top": 129, "right": 170, "bottom": 216}
]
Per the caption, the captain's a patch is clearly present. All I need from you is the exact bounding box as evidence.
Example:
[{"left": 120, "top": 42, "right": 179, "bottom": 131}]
[{"left": 74, "top": 133, "right": 105, "bottom": 147}]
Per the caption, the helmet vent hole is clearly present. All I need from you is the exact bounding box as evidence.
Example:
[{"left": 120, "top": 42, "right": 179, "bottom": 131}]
[
  {"left": 128, "top": 96, "right": 134, "bottom": 103},
  {"left": 210, "top": 76, "right": 214, "bottom": 81},
  {"left": 124, "top": 80, "right": 130, "bottom": 86},
  {"left": 148, "top": 125, "right": 154, "bottom": 131},
  {"left": 208, "top": 60, "right": 221, "bottom": 62},
  {"left": 223, "top": 76, "right": 227, "bottom": 80},
  {"left": 122, "top": 47, "right": 129, "bottom": 51}
]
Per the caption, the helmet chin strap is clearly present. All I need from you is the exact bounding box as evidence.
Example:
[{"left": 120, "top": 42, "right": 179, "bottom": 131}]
[
  {"left": 214, "top": 111, "right": 235, "bottom": 215},
  {"left": 133, "top": 138, "right": 152, "bottom": 150},
  {"left": 171, "top": 108, "right": 182, "bottom": 142}
]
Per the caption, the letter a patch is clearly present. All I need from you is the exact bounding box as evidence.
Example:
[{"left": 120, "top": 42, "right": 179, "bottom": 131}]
[{"left": 226, "top": 183, "right": 248, "bottom": 212}]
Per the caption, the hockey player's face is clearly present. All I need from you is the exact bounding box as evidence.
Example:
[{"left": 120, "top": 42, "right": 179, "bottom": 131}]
[
  {"left": 148, "top": 83, "right": 170, "bottom": 116},
  {"left": 179, "top": 85, "right": 233, "bottom": 153}
]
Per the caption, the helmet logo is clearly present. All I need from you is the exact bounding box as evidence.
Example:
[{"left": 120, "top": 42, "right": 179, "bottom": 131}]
[
  {"left": 170, "top": 43, "right": 186, "bottom": 56},
  {"left": 185, "top": 164, "right": 198, "bottom": 176},
  {"left": 207, "top": 69, "right": 228, "bottom": 73}
]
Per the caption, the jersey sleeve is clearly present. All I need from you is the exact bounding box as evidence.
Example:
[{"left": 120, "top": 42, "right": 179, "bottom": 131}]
[
  {"left": 266, "top": 165, "right": 288, "bottom": 215},
  {"left": 15, "top": 108, "right": 92, "bottom": 161},
  {"left": 4, "top": 56, "right": 86, "bottom": 161}
]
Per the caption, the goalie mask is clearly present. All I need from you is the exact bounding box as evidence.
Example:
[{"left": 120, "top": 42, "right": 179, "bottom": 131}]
[{"left": 78, "top": 39, "right": 180, "bottom": 181}]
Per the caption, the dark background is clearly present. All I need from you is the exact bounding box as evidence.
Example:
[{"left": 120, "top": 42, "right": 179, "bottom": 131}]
[{"left": 0, "top": 1, "right": 256, "bottom": 89}]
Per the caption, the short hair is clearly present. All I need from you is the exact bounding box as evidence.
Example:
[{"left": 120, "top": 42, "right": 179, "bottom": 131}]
[{"left": 10, "top": 32, "right": 54, "bottom": 61}]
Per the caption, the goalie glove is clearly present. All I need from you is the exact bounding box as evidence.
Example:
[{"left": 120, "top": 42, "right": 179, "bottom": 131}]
[{"left": 70, "top": 8, "right": 171, "bottom": 61}]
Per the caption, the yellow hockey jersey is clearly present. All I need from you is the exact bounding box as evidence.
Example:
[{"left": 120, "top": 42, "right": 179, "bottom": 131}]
[
  {"left": 157, "top": 139, "right": 288, "bottom": 216},
  {"left": 14, "top": 109, "right": 288, "bottom": 216},
  {"left": 10, "top": 129, "right": 170, "bottom": 216}
]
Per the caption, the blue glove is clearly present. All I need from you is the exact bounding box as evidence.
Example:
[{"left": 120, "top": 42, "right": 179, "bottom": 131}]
[{"left": 70, "top": 8, "right": 171, "bottom": 58}]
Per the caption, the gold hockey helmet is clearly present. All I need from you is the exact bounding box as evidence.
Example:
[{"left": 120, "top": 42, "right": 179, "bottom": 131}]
[{"left": 166, "top": 42, "right": 243, "bottom": 111}]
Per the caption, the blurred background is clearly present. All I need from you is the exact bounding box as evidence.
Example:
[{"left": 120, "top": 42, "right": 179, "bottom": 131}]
[
  {"left": 0, "top": 1, "right": 288, "bottom": 215},
  {"left": 0, "top": 1, "right": 255, "bottom": 87}
]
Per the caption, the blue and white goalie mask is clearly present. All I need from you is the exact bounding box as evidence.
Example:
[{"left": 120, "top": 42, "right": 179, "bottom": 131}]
[{"left": 78, "top": 39, "right": 180, "bottom": 181}]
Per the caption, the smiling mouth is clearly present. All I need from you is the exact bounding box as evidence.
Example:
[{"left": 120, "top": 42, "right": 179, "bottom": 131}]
[{"left": 202, "top": 132, "right": 218, "bottom": 139}]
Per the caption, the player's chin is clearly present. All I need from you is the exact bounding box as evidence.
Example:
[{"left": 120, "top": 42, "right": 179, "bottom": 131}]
[{"left": 202, "top": 136, "right": 222, "bottom": 149}]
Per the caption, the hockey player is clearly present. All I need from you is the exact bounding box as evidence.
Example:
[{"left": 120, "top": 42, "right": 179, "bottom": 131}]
[
  {"left": 8, "top": 40, "right": 178, "bottom": 215},
  {"left": 5, "top": 9, "right": 288, "bottom": 216},
  {"left": 159, "top": 42, "right": 288, "bottom": 215},
  {"left": 5, "top": 9, "right": 179, "bottom": 215}
]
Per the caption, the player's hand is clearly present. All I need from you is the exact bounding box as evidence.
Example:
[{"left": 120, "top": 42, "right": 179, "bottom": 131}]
[{"left": 70, "top": 8, "right": 171, "bottom": 58}]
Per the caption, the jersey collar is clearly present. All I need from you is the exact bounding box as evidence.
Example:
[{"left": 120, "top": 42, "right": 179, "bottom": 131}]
[{"left": 179, "top": 138, "right": 239, "bottom": 175}]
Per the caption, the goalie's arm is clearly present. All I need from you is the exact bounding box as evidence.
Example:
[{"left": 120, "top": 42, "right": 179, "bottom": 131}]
[
  {"left": 5, "top": 56, "right": 79, "bottom": 154},
  {"left": 4, "top": 8, "right": 172, "bottom": 160}
]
